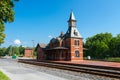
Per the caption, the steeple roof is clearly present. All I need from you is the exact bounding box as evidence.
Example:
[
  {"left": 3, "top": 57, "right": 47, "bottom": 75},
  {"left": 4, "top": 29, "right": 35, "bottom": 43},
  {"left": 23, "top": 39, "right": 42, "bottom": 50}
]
[
  {"left": 64, "top": 11, "right": 82, "bottom": 38},
  {"left": 68, "top": 11, "right": 76, "bottom": 21}
]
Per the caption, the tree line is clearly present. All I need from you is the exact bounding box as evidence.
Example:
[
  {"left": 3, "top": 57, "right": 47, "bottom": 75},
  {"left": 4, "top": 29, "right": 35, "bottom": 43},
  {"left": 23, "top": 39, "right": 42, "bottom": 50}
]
[
  {"left": 84, "top": 32, "right": 120, "bottom": 59},
  {"left": 0, "top": 45, "right": 24, "bottom": 56}
]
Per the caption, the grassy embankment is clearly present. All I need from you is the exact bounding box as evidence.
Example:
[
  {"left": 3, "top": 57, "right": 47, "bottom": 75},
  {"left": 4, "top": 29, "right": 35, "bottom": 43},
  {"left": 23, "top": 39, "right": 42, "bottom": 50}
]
[
  {"left": 105, "top": 57, "right": 120, "bottom": 62},
  {"left": 0, "top": 71, "right": 10, "bottom": 80},
  {"left": 84, "top": 57, "right": 120, "bottom": 62}
]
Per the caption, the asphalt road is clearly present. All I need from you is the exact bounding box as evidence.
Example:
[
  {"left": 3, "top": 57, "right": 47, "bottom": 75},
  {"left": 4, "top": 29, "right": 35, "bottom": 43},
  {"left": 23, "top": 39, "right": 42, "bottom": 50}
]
[{"left": 0, "top": 58, "right": 68, "bottom": 80}]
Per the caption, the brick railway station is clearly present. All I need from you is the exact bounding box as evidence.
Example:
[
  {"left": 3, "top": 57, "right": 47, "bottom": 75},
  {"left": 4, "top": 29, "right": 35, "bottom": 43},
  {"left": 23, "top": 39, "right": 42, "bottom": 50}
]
[
  {"left": 34, "top": 11, "right": 120, "bottom": 69},
  {"left": 36, "top": 11, "right": 83, "bottom": 61}
]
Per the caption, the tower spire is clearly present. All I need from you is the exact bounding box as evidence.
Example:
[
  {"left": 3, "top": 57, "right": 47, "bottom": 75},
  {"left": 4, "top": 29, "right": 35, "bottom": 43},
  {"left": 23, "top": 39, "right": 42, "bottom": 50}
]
[
  {"left": 68, "top": 11, "right": 76, "bottom": 21},
  {"left": 68, "top": 11, "right": 76, "bottom": 27}
]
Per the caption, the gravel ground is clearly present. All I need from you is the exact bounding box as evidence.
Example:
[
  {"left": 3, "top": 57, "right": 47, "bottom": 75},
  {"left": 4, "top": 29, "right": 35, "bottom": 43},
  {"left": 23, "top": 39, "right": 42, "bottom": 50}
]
[
  {"left": 20, "top": 62, "right": 119, "bottom": 80},
  {"left": 0, "top": 59, "right": 68, "bottom": 80}
]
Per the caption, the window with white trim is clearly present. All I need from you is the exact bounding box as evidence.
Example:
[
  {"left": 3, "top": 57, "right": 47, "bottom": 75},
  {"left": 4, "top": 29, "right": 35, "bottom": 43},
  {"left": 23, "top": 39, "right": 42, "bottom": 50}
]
[{"left": 75, "top": 50, "right": 80, "bottom": 57}]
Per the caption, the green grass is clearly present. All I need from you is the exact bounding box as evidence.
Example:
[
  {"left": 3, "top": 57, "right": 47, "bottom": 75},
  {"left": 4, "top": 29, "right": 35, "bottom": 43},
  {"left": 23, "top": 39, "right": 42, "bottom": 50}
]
[
  {"left": 105, "top": 57, "right": 120, "bottom": 62},
  {"left": 0, "top": 71, "right": 10, "bottom": 80},
  {"left": 84, "top": 57, "right": 120, "bottom": 62}
]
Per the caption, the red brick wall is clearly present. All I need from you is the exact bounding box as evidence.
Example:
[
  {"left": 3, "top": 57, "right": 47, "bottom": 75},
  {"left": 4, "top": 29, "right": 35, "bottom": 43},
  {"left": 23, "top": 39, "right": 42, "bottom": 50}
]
[
  {"left": 36, "top": 37, "right": 83, "bottom": 61},
  {"left": 24, "top": 49, "right": 33, "bottom": 57},
  {"left": 69, "top": 38, "right": 83, "bottom": 61}
]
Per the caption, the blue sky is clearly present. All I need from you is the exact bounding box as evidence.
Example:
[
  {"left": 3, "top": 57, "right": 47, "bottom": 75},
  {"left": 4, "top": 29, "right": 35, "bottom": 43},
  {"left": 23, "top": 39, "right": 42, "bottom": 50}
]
[{"left": 2, "top": 0, "right": 120, "bottom": 47}]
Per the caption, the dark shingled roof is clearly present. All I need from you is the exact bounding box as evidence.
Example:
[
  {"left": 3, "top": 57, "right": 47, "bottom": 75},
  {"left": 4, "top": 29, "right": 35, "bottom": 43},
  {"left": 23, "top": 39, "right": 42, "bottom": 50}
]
[{"left": 45, "top": 47, "right": 68, "bottom": 50}]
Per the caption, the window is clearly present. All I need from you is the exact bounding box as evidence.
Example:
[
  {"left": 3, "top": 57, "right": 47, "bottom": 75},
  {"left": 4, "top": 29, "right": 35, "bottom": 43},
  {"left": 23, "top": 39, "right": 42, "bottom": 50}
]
[
  {"left": 74, "top": 30, "right": 78, "bottom": 36},
  {"left": 77, "top": 40, "right": 79, "bottom": 46},
  {"left": 61, "top": 51, "right": 64, "bottom": 57},
  {"left": 62, "top": 41, "right": 64, "bottom": 46},
  {"left": 74, "top": 40, "right": 77, "bottom": 45},
  {"left": 74, "top": 40, "right": 79, "bottom": 46},
  {"left": 75, "top": 50, "right": 80, "bottom": 57}
]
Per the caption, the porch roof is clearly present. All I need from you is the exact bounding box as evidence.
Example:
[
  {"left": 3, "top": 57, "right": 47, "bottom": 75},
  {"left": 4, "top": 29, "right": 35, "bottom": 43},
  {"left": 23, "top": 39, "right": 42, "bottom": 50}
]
[{"left": 45, "top": 47, "right": 68, "bottom": 50}]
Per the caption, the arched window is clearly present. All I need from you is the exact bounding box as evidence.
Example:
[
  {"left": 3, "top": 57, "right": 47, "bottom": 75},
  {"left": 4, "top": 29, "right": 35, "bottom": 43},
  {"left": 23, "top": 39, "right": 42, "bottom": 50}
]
[{"left": 75, "top": 50, "right": 80, "bottom": 57}]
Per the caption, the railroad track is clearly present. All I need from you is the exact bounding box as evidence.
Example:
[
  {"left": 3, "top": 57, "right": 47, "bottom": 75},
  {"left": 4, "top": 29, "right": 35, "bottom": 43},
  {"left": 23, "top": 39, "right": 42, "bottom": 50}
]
[{"left": 18, "top": 59, "right": 120, "bottom": 79}]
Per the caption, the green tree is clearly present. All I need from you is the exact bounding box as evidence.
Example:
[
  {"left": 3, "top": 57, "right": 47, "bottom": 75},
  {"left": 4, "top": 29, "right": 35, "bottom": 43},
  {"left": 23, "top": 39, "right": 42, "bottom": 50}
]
[
  {"left": 0, "top": 47, "right": 7, "bottom": 56},
  {"left": 84, "top": 32, "right": 112, "bottom": 59},
  {"left": 19, "top": 45, "right": 25, "bottom": 55},
  {"left": 109, "top": 34, "right": 120, "bottom": 57},
  {"left": 5, "top": 45, "right": 13, "bottom": 56},
  {"left": 12, "top": 46, "right": 19, "bottom": 55},
  {"left": 0, "top": 0, "right": 18, "bottom": 45}
]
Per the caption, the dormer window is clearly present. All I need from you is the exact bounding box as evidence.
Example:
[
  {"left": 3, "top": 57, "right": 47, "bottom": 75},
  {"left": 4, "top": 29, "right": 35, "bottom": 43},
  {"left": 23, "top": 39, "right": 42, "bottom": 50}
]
[{"left": 74, "top": 30, "right": 78, "bottom": 36}]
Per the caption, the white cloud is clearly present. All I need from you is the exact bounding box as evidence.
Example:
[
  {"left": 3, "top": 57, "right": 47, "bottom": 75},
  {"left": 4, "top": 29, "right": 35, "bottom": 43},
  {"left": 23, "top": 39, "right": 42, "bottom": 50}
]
[
  {"left": 48, "top": 35, "right": 53, "bottom": 38},
  {"left": 14, "top": 39, "right": 21, "bottom": 45}
]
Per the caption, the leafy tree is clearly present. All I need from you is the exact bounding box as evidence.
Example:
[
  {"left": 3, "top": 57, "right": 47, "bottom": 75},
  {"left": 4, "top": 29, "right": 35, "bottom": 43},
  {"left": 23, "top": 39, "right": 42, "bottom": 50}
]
[
  {"left": 19, "top": 45, "right": 25, "bottom": 55},
  {"left": 109, "top": 34, "right": 120, "bottom": 57},
  {"left": 12, "top": 46, "right": 19, "bottom": 55},
  {"left": 0, "top": 47, "right": 7, "bottom": 56},
  {"left": 5, "top": 45, "right": 25, "bottom": 56},
  {"left": 84, "top": 32, "right": 112, "bottom": 59},
  {"left": 5, "top": 45, "right": 13, "bottom": 56},
  {"left": 0, "top": 0, "right": 18, "bottom": 45}
]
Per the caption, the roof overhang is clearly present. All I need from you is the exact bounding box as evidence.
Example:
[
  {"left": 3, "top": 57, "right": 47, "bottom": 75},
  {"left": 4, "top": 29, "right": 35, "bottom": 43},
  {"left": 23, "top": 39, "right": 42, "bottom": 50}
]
[{"left": 45, "top": 47, "right": 68, "bottom": 50}]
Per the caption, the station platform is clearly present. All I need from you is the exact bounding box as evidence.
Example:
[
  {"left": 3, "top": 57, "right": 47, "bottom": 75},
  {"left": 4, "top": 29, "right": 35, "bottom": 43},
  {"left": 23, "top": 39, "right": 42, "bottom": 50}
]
[
  {"left": 51, "top": 60, "right": 120, "bottom": 68},
  {"left": 18, "top": 58, "right": 120, "bottom": 68}
]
